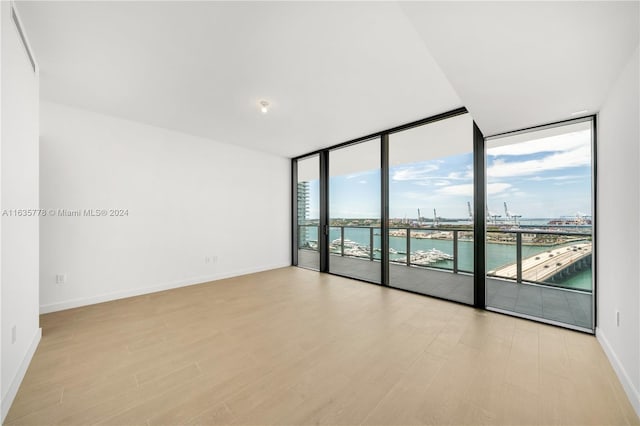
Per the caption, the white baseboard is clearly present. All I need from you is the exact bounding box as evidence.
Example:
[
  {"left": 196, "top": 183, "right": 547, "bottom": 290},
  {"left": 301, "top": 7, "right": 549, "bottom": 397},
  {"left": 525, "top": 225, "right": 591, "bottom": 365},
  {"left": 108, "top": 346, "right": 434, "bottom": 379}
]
[
  {"left": 1, "top": 327, "right": 42, "bottom": 423},
  {"left": 596, "top": 327, "right": 640, "bottom": 418},
  {"left": 39, "top": 263, "right": 289, "bottom": 314}
]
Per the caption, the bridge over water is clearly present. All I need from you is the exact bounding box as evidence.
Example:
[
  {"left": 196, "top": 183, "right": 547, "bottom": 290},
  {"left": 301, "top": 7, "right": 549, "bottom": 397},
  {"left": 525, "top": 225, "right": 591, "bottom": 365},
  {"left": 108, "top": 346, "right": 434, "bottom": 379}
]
[{"left": 488, "top": 242, "right": 592, "bottom": 283}]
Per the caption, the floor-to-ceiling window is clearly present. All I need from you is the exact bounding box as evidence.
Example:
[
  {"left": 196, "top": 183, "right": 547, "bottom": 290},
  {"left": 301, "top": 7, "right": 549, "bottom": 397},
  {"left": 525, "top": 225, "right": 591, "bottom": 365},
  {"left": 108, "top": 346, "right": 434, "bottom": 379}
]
[
  {"left": 295, "top": 154, "right": 320, "bottom": 270},
  {"left": 328, "top": 138, "right": 381, "bottom": 283},
  {"left": 485, "top": 118, "right": 595, "bottom": 330},
  {"left": 388, "top": 113, "right": 474, "bottom": 304},
  {"left": 292, "top": 110, "right": 596, "bottom": 333}
]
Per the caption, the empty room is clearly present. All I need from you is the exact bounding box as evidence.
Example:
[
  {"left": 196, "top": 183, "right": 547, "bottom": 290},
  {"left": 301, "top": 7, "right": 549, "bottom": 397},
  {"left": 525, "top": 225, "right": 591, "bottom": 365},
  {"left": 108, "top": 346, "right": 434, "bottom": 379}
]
[{"left": 1, "top": 1, "right": 639, "bottom": 425}]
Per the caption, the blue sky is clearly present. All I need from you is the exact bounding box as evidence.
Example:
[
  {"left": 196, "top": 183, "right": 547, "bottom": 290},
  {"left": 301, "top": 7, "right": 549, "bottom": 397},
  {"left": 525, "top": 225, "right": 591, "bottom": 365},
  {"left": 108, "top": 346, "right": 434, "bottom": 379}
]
[{"left": 304, "top": 129, "right": 592, "bottom": 220}]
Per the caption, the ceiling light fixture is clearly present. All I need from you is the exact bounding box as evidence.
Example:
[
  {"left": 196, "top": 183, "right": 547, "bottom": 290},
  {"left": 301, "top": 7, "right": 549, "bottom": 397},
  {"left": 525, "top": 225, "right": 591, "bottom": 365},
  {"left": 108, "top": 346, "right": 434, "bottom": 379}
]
[
  {"left": 259, "top": 100, "right": 270, "bottom": 114},
  {"left": 570, "top": 109, "right": 588, "bottom": 116}
]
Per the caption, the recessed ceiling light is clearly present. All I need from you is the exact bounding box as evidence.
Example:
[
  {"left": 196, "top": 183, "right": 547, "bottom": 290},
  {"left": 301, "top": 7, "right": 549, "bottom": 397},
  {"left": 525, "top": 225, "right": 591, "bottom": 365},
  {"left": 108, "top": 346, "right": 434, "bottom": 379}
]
[
  {"left": 259, "top": 100, "right": 270, "bottom": 114},
  {"left": 570, "top": 109, "right": 588, "bottom": 116}
]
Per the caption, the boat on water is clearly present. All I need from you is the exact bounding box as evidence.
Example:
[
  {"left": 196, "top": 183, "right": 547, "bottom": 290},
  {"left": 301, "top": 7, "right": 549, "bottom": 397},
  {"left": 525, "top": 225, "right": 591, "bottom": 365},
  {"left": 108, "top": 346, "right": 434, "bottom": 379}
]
[
  {"left": 393, "top": 248, "right": 454, "bottom": 266},
  {"left": 328, "top": 238, "right": 454, "bottom": 263},
  {"left": 330, "top": 238, "right": 359, "bottom": 247},
  {"left": 330, "top": 239, "right": 371, "bottom": 257}
]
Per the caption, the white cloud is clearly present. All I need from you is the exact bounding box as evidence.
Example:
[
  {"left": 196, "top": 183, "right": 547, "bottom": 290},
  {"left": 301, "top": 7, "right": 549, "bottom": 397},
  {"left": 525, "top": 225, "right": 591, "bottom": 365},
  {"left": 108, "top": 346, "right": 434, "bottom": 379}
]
[
  {"left": 436, "top": 183, "right": 512, "bottom": 197},
  {"left": 358, "top": 180, "right": 367, "bottom": 184},
  {"left": 553, "top": 181, "right": 580, "bottom": 186},
  {"left": 346, "top": 170, "right": 375, "bottom": 180},
  {"left": 434, "top": 180, "right": 451, "bottom": 187},
  {"left": 391, "top": 164, "right": 439, "bottom": 182},
  {"left": 488, "top": 183, "right": 514, "bottom": 195},
  {"left": 527, "top": 175, "right": 585, "bottom": 181},
  {"left": 487, "top": 145, "right": 590, "bottom": 178},
  {"left": 437, "top": 184, "right": 473, "bottom": 196},
  {"left": 399, "top": 191, "right": 428, "bottom": 201}
]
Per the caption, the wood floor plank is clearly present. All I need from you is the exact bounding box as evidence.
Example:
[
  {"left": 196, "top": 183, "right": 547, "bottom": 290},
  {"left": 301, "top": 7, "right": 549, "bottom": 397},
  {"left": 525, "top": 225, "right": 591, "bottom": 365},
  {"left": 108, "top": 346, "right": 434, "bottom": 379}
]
[{"left": 5, "top": 267, "right": 638, "bottom": 425}]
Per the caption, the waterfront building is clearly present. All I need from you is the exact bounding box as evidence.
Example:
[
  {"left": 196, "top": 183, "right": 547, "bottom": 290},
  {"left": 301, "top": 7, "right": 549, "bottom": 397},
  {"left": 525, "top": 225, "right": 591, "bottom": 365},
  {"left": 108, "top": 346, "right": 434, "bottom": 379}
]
[{"left": 297, "top": 181, "right": 310, "bottom": 246}]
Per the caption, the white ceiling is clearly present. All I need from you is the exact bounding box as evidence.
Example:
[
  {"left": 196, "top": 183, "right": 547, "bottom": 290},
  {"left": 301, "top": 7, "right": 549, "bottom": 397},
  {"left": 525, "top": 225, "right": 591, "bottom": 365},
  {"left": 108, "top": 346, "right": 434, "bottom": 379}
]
[
  {"left": 15, "top": 1, "right": 640, "bottom": 157},
  {"left": 15, "top": 1, "right": 462, "bottom": 158},
  {"left": 400, "top": 1, "right": 639, "bottom": 137}
]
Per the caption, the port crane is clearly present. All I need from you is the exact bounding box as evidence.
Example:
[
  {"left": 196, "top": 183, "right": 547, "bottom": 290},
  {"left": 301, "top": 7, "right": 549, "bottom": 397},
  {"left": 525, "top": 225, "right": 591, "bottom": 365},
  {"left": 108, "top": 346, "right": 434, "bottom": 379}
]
[
  {"left": 417, "top": 208, "right": 421, "bottom": 227},
  {"left": 467, "top": 201, "right": 473, "bottom": 220},
  {"left": 486, "top": 206, "right": 501, "bottom": 224},
  {"left": 504, "top": 202, "right": 521, "bottom": 225},
  {"left": 433, "top": 208, "right": 440, "bottom": 227}
]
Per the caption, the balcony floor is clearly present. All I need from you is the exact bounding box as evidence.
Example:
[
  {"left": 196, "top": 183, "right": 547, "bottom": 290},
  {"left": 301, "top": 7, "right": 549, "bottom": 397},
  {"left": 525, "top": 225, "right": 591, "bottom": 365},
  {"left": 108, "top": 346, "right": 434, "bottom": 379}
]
[{"left": 297, "top": 250, "right": 592, "bottom": 330}]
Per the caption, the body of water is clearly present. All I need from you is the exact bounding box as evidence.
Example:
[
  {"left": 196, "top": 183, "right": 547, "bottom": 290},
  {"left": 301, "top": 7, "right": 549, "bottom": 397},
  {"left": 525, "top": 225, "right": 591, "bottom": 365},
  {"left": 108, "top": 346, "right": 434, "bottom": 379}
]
[{"left": 300, "top": 226, "right": 592, "bottom": 291}]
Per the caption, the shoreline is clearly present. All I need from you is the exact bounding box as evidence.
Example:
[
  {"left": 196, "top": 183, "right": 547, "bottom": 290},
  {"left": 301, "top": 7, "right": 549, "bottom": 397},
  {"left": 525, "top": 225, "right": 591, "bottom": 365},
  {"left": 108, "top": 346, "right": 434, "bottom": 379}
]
[{"left": 386, "top": 234, "right": 590, "bottom": 247}]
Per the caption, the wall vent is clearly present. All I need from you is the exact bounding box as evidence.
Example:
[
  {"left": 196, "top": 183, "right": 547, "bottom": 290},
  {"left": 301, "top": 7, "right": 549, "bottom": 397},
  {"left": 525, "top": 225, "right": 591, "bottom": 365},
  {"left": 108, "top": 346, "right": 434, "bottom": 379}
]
[{"left": 11, "top": 4, "right": 36, "bottom": 73}]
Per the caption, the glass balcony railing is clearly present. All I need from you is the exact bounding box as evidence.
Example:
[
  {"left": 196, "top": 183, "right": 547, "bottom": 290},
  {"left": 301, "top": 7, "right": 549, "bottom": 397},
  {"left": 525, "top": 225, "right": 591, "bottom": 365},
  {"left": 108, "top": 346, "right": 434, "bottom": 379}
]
[
  {"left": 329, "top": 225, "right": 380, "bottom": 260},
  {"left": 298, "top": 225, "right": 592, "bottom": 293},
  {"left": 297, "top": 224, "right": 320, "bottom": 251},
  {"left": 300, "top": 224, "right": 473, "bottom": 273},
  {"left": 387, "top": 227, "right": 474, "bottom": 273},
  {"left": 487, "top": 229, "right": 592, "bottom": 293}
]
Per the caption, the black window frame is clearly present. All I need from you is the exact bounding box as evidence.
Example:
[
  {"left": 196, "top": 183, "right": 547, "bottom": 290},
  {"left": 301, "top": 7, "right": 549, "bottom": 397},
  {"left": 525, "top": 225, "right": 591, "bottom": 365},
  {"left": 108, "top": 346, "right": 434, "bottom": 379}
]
[{"left": 291, "top": 109, "right": 597, "bottom": 334}]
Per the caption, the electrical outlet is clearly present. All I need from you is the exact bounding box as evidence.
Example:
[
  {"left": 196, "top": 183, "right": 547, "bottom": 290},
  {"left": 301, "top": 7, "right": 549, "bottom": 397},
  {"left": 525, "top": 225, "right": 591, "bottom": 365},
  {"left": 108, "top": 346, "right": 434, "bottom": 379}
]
[
  {"left": 616, "top": 310, "right": 620, "bottom": 327},
  {"left": 205, "top": 256, "right": 211, "bottom": 264},
  {"left": 11, "top": 325, "right": 16, "bottom": 344},
  {"left": 56, "top": 274, "right": 67, "bottom": 284},
  {"left": 212, "top": 256, "right": 218, "bottom": 264}
]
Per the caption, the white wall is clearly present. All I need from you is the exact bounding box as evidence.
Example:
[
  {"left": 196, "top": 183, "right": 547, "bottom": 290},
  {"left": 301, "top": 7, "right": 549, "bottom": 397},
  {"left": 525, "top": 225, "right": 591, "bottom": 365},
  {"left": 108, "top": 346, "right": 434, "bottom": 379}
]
[
  {"left": 1, "top": 2, "right": 41, "bottom": 421},
  {"left": 39, "top": 101, "right": 291, "bottom": 313},
  {"left": 597, "top": 44, "right": 640, "bottom": 417}
]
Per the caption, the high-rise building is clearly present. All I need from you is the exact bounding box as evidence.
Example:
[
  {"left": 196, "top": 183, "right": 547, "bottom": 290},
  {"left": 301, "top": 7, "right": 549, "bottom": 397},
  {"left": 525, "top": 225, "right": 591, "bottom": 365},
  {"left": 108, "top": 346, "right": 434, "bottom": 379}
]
[{"left": 297, "top": 181, "right": 310, "bottom": 245}]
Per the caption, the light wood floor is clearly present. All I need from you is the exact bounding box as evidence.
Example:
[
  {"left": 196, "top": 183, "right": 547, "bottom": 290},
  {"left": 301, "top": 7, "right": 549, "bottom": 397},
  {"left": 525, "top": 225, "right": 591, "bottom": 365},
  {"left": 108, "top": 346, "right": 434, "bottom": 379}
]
[{"left": 6, "top": 267, "right": 638, "bottom": 425}]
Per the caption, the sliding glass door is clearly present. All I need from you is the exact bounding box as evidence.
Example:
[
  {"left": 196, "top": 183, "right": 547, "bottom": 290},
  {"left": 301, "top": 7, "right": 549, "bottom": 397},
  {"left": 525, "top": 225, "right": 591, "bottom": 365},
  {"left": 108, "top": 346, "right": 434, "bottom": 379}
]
[
  {"left": 485, "top": 118, "right": 594, "bottom": 330},
  {"left": 388, "top": 113, "right": 475, "bottom": 304},
  {"left": 292, "top": 110, "right": 596, "bottom": 333},
  {"left": 328, "top": 138, "right": 381, "bottom": 283}
]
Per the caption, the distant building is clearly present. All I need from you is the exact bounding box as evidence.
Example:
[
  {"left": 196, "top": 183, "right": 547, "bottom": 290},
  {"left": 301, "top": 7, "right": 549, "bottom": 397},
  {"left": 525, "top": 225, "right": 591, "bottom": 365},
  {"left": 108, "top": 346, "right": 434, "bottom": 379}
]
[{"left": 297, "top": 181, "right": 310, "bottom": 245}]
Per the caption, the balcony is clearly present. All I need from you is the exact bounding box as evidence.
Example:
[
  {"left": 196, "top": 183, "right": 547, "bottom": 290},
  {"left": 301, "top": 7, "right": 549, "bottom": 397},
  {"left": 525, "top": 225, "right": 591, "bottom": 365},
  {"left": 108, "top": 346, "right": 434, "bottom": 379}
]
[{"left": 298, "top": 225, "right": 593, "bottom": 330}]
